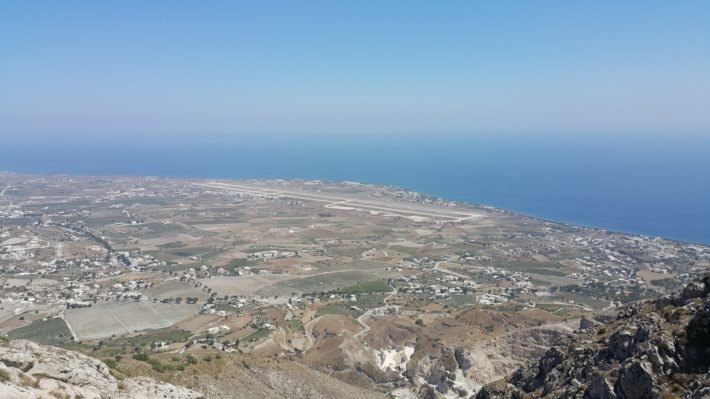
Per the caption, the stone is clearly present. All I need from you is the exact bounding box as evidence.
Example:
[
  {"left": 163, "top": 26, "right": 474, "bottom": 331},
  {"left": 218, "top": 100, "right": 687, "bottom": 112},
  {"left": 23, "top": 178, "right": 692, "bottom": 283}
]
[
  {"left": 539, "top": 347, "right": 565, "bottom": 375},
  {"left": 614, "top": 361, "right": 655, "bottom": 399},
  {"left": 608, "top": 330, "right": 635, "bottom": 361},
  {"left": 0, "top": 340, "right": 204, "bottom": 399},
  {"left": 454, "top": 348, "right": 471, "bottom": 370},
  {"left": 584, "top": 376, "right": 616, "bottom": 399},
  {"left": 682, "top": 282, "right": 707, "bottom": 301},
  {"left": 580, "top": 317, "right": 603, "bottom": 331}
]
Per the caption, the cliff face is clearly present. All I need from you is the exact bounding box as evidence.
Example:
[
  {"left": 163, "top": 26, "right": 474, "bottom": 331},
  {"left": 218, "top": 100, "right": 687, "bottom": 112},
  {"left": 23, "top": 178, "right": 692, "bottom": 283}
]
[
  {"left": 0, "top": 340, "right": 205, "bottom": 399},
  {"left": 476, "top": 276, "right": 710, "bottom": 399}
]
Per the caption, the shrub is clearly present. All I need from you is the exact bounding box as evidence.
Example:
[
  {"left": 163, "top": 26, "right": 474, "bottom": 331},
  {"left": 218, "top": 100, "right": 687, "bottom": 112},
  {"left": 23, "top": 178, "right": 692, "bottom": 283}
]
[{"left": 148, "top": 359, "right": 164, "bottom": 373}]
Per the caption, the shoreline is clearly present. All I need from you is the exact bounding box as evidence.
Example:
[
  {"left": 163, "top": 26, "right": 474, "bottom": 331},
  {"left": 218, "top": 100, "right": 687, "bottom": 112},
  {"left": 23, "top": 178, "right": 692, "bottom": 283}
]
[{"left": 2, "top": 170, "right": 709, "bottom": 247}]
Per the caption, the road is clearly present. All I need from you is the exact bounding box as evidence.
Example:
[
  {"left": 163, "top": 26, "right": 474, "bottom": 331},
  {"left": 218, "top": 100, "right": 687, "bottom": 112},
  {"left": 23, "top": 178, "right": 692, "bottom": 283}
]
[
  {"left": 433, "top": 261, "right": 469, "bottom": 279},
  {"left": 353, "top": 281, "right": 399, "bottom": 341},
  {"left": 304, "top": 280, "right": 398, "bottom": 347},
  {"left": 304, "top": 315, "right": 321, "bottom": 349}
]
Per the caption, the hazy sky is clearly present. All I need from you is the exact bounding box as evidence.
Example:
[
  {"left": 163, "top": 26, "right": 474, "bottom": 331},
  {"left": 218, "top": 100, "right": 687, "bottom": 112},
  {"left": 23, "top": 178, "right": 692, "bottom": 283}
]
[{"left": 1, "top": 1, "right": 709, "bottom": 138}]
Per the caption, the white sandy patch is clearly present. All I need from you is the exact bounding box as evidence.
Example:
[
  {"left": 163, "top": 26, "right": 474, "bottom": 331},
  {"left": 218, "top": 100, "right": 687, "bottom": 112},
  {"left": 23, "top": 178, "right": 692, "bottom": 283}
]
[
  {"left": 443, "top": 369, "right": 481, "bottom": 398},
  {"left": 378, "top": 345, "right": 415, "bottom": 373}
]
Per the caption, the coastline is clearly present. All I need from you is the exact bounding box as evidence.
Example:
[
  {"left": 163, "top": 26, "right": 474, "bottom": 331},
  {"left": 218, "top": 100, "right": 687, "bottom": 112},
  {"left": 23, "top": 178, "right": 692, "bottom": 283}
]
[{"left": 2, "top": 170, "right": 709, "bottom": 247}]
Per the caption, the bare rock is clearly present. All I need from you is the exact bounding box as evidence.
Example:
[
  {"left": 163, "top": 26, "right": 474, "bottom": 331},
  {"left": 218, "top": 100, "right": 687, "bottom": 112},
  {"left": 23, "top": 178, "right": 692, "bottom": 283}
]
[
  {"left": 539, "top": 347, "right": 565, "bottom": 375},
  {"left": 118, "top": 377, "right": 205, "bottom": 399},
  {"left": 682, "top": 282, "right": 707, "bottom": 301},
  {"left": 584, "top": 376, "right": 616, "bottom": 399},
  {"left": 607, "top": 330, "right": 635, "bottom": 361},
  {"left": 614, "top": 361, "right": 655, "bottom": 399},
  {"left": 580, "top": 317, "right": 603, "bottom": 331},
  {"left": 454, "top": 348, "right": 471, "bottom": 371},
  {"left": 0, "top": 340, "right": 204, "bottom": 399}
]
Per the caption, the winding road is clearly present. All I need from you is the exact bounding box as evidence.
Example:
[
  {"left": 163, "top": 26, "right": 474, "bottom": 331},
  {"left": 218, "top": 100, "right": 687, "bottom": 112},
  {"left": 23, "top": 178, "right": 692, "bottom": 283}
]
[{"left": 353, "top": 281, "right": 398, "bottom": 340}]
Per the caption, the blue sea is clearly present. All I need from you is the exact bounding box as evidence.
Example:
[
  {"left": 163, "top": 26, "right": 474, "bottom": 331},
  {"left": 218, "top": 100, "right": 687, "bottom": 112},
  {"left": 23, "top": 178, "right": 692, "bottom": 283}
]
[{"left": 1, "top": 133, "right": 709, "bottom": 244}]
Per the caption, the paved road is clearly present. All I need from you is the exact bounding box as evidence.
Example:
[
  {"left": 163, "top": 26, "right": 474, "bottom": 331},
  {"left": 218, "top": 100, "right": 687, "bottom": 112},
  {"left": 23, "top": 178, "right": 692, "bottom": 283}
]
[
  {"left": 195, "top": 181, "right": 481, "bottom": 222},
  {"left": 433, "top": 261, "right": 469, "bottom": 279}
]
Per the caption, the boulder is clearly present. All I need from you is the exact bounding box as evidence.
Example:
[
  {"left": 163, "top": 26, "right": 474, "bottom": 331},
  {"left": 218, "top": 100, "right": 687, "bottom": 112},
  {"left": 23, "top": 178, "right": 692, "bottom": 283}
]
[
  {"left": 539, "top": 347, "right": 565, "bottom": 375},
  {"left": 682, "top": 282, "right": 707, "bottom": 301},
  {"left": 454, "top": 348, "right": 471, "bottom": 370},
  {"left": 584, "top": 376, "right": 616, "bottom": 399},
  {"left": 617, "top": 306, "right": 638, "bottom": 320},
  {"left": 607, "top": 330, "right": 635, "bottom": 361},
  {"left": 580, "top": 317, "right": 603, "bottom": 331},
  {"left": 614, "top": 361, "right": 655, "bottom": 399}
]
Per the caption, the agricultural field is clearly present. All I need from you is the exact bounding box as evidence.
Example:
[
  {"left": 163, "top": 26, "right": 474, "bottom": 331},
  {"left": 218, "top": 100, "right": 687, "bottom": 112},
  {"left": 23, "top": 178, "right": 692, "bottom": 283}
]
[
  {"left": 255, "top": 270, "right": 398, "bottom": 296},
  {"left": 6, "top": 317, "right": 74, "bottom": 346},
  {"left": 64, "top": 302, "right": 201, "bottom": 340},
  {"left": 142, "top": 280, "right": 205, "bottom": 301}
]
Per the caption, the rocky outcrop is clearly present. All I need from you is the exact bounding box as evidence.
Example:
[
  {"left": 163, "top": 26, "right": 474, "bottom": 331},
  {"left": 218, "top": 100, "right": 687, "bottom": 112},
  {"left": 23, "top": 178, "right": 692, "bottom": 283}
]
[
  {"left": 454, "top": 348, "right": 472, "bottom": 371},
  {"left": 583, "top": 375, "right": 615, "bottom": 399},
  {"left": 614, "top": 361, "right": 655, "bottom": 399},
  {"left": 0, "top": 340, "right": 204, "bottom": 399},
  {"left": 477, "top": 276, "right": 710, "bottom": 399},
  {"left": 579, "top": 317, "right": 603, "bottom": 331}
]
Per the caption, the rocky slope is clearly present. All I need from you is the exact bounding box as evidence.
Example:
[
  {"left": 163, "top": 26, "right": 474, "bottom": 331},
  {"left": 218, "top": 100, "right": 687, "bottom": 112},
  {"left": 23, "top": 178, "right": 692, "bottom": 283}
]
[
  {"left": 476, "top": 276, "right": 710, "bottom": 399},
  {"left": 0, "top": 339, "right": 205, "bottom": 399}
]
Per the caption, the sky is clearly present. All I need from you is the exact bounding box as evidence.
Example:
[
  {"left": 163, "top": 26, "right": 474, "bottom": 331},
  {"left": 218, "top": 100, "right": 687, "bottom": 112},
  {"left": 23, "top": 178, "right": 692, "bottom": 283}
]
[{"left": 1, "top": 1, "right": 709, "bottom": 138}]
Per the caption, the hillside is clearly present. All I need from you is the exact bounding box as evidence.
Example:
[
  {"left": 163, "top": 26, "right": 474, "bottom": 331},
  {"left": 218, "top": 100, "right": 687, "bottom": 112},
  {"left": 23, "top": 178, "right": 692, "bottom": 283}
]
[
  {"left": 477, "top": 276, "right": 710, "bottom": 399},
  {"left": 0, "top": 339, "right": 205, "bottom": 399}
]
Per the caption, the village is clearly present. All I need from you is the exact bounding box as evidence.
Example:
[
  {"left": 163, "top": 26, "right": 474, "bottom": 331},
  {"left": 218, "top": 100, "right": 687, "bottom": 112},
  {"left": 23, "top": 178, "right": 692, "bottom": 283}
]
[{"left": 1, "top": 173, "right": 708, "bottom": 397}]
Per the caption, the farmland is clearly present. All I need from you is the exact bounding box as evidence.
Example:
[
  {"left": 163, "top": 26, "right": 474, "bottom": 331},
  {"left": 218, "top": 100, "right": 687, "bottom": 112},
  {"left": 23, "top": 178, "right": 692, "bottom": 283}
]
[
  {"left": 64, "top": 302, "right": 201, "bottom": 340},
  {"left": 6, "top": 317, "right": 73, "bottom": 346}
]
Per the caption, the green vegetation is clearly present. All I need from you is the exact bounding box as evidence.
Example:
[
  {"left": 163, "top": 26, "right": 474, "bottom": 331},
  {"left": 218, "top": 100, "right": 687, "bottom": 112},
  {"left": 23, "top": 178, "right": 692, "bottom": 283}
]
[
  {"left": 260, "top": 270, "right": 384, "bottom": 296},
  {"left": 226, "top": 258, "right": 250, "bottom": 272},
  {"left": 356, "top": 293, "right": 388, "bottom": 308},
  {"left": 147, "top": 358, "right": 170, "bottom": 372},
  {"left": 131, "top": 353, "right": 170, "bottom": 372},
  {"left": 316, "top": 293, "right": 388, "bottom": 317},
  {"left": 241, "top": 328, "right": 272, "bottom": 344},
  {"left": 108, "top": 328, "right": 191, "bottom": 349},
  {"left": 7, "top": 317, "right": 73, "bottom": 346},
  {"left": 165, "top": 246, "right": 215, "bottom": 258},
  {"left": 132, "top": 353, "right": 150, "bottom": 361},
  {"left": 339, "top": 280, "right": 391, "bottom": 294},
  {"left": 524, "top": 268, "right": 568, "bottom": 277},
  {"left": 282, "top": 319, "right": 305, "bottom": 333},
  {"left": 316, "top": 303, "right": 354, "bottom": 317}
]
